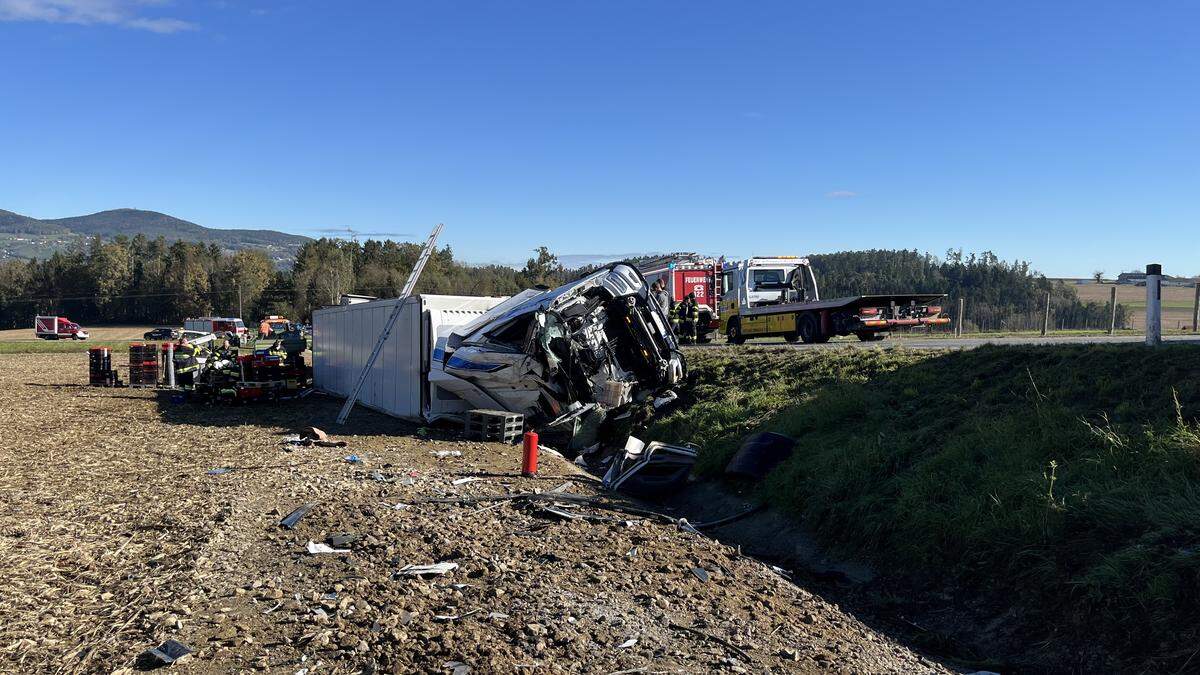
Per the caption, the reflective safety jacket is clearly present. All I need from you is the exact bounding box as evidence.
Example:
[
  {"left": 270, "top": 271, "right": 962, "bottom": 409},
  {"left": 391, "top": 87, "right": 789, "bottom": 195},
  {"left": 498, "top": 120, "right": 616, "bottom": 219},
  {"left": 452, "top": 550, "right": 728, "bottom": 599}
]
[{"left": 173, "top": 343, "right": 199, "bottom": 373}]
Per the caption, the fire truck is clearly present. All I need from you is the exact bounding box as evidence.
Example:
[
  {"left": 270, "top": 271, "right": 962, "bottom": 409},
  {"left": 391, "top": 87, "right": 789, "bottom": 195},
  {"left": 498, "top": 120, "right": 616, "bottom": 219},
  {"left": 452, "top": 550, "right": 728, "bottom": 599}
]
[
  {"left": 637, "top": 254, "right": 722, "bottom": 343},
  {"left": 183, "top": 316, "right": 248, "bottom": 336}
]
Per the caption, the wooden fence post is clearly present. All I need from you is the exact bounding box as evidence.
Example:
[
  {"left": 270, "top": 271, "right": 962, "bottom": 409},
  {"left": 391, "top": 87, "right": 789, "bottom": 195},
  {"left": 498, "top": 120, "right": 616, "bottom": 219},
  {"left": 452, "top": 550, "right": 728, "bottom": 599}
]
[
  {"left": 955, "top": 297, "right": 964, "bottom": 337},
  {"left": 1108, "top": 285, "right": 1117, "bottom": 335},
  {"left": 1193, "top": 283, "right": 1199, "bottom": 332},
  {"left": 1041, "top": 291, "right": 1050, "bottom": 336}
]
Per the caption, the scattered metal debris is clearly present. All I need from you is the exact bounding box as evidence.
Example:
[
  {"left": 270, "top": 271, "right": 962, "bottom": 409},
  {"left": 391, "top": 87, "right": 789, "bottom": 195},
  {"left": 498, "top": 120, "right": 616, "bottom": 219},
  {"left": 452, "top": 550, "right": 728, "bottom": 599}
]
[
  {"left": 280, "top": 503, "right": 316, "bottom": 529},
  {"left": 451, "top": 476, "right": 483, "bottom": 486},
  {"left": 136, "top": 638, "right": 192, "bottom": 668},
  {"left": 669, "top": 622, "right": 753, "bottom": 663},
  {"left": 327, "top": 533, "right": 359, "bottom": 548}
]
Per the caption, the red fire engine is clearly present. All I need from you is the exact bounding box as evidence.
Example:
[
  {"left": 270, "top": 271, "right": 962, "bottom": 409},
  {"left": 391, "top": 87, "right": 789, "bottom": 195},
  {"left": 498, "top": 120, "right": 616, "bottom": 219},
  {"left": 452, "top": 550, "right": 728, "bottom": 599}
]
[{"left": 636, "top": 254, "right": 722, "bottom": 343}]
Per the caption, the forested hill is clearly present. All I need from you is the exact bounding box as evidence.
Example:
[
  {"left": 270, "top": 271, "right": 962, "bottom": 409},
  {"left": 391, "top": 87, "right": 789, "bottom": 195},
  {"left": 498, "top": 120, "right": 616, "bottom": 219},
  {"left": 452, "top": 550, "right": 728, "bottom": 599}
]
[
  {"left": 809, "top": 249, "right": 1126, "bottom": 331},
  {"left": 0, "top": 208, "right": 309, "bottom": 265}
]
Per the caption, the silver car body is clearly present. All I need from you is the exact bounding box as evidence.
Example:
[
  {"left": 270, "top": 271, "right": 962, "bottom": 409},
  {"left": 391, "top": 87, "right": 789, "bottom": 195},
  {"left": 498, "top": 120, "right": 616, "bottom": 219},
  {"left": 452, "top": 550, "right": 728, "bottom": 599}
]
[{"left": 430, "top": 263, "right": 685, "bottom": 421}]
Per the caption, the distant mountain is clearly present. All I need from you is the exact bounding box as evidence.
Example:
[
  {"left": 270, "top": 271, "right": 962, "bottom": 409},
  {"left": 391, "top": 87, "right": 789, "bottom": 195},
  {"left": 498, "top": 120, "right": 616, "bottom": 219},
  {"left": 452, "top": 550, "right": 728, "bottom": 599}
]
[{"left": 0, "top": 208, "right": 311, "bottom": 264}]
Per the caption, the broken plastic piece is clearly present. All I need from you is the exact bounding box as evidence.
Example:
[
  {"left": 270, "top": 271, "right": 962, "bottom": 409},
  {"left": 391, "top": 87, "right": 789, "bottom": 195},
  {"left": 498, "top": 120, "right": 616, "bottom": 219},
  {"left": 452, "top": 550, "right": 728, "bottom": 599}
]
[
  {"left": 617, "top": 637, "right": 638, "bottom": 649},
  {"left": 344, "top": 454, "right": 364, "bottom": 464},
  {"left": 397, "top": 562, "right": 459, "bottom": 576},
  {"left": 136, "top": 638, "right": 192, "bottom": 668},
  {"left": 691, "top": 567, "right": 710, "bottom": 582},
  {"left": 602, "top": 440, "right": 697, "bottom": 498},
  {"left": 280, "top": 503, "right": 316, "bottom": 529},
  {"left": 451, "top": 477, "right": 482, "bottom": 486},
  {"left": 327, "top": 532, "right": 359, "bottom": 548},
  {"left": 306, "top": 540, "right": 350, "bottom": 554},
  {"left": 206, "top": 467, "right": 231, "bottom": 476}
]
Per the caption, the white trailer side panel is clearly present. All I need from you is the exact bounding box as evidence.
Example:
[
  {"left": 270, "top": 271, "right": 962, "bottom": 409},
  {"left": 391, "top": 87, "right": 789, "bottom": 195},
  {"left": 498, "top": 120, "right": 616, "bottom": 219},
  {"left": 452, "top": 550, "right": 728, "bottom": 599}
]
[{"left": 313, "top": 294, "right": 506, "bottom": 421}]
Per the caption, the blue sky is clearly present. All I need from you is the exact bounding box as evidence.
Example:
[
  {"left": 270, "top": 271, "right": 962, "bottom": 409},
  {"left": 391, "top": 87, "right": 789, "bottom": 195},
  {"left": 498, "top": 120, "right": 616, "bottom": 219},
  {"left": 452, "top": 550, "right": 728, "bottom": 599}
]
[{"left": 1, "top": 1, "right": 1196, "bottom": 277}]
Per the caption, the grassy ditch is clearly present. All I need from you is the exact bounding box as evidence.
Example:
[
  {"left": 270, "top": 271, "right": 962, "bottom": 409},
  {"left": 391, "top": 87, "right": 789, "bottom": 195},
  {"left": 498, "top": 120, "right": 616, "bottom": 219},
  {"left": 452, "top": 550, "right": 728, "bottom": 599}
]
[{"left": 649, "top": 343, "right": 1200, "bottom": 666}]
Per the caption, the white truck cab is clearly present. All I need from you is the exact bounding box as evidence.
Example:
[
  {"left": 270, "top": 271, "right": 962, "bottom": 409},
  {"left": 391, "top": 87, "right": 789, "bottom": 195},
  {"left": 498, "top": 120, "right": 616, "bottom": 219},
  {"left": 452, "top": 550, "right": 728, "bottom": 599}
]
[{"left": 721, "top": 257, "right": 820, "bottom": 309}]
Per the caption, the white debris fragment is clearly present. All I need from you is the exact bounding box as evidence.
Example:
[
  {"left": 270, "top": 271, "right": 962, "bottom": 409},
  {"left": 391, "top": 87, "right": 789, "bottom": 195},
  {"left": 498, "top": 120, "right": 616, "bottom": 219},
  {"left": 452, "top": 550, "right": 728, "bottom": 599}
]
[
  {"left": 398, "top": 562, "right": 459, "bottom": 576},
  {"left": 305, "top": 541, "right": 350, "bottom": 555},
  {"left": 617, "top": 637, "right": 638, "bottom": 649}
]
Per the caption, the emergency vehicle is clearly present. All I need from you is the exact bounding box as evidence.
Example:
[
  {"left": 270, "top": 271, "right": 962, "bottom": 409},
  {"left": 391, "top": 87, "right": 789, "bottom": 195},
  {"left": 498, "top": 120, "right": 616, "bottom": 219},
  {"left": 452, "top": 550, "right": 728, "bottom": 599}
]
[{"left": 637, "top": 254, "right": 722, "bottom": 343}]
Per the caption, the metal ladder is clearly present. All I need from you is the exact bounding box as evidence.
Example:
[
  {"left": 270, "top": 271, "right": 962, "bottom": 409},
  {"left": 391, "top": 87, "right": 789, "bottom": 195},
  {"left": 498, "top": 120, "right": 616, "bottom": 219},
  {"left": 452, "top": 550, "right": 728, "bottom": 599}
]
[{"left": 335, "top": 223, "right": 443, "bottom": 424}]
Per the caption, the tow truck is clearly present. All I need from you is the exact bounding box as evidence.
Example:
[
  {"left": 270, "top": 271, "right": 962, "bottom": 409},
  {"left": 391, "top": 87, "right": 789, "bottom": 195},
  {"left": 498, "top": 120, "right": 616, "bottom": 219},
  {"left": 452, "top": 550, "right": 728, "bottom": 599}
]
[{"left": 719, "top": 257, "right": 950, "bottom": 344}]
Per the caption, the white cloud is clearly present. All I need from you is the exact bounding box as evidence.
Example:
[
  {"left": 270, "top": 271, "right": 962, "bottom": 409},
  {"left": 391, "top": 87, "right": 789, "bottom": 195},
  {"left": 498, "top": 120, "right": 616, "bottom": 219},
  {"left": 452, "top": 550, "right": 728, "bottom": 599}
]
[
  {"left": 826, "top": 190, "right": 858, "bottom": 199},
  {"left": 0, "top": 0, "right": 195, "bottom": 32}
]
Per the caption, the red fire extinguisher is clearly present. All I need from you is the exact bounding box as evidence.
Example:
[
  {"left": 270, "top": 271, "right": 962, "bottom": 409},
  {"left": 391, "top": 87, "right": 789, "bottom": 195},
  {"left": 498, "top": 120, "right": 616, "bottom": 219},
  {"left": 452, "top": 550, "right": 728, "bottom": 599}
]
[{"left": 521, "top": 431, "right": 539, "bottom": 477}]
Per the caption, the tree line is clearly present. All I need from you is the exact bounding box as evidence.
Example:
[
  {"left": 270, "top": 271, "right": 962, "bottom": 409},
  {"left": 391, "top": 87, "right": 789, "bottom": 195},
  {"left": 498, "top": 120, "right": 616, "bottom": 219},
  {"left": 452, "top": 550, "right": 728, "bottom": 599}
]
[
  {"left": 0, "top": 238, "right": 1126, "bottom": 332},
  {"left": 808, "top": 249, "right": 1129, "bottom": 331},
  {"left": 0, "top": 236, "right": 568, "bottom": 330}
]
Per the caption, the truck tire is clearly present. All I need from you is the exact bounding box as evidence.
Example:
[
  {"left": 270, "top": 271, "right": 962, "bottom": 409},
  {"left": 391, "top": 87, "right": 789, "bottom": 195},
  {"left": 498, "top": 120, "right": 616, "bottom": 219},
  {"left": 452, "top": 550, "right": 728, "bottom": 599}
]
[
  {"left": 855, "top": 331, "right": 886, "bottom": 342},
  {"left": 726, "top": 319, "right": 746, "bottom": 345},
  {"left": 783, "top": 332, "right": 800, "bottom": 343},
  {"left": 798, "top": 314, "right": 829, "bottom": 344}
]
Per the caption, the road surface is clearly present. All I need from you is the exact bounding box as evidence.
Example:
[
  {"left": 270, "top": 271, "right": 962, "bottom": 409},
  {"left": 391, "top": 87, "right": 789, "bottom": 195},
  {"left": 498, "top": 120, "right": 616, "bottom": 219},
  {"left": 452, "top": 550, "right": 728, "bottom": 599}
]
[{"left": 691, "top": 334, "right": 1200, "bottom": 350}]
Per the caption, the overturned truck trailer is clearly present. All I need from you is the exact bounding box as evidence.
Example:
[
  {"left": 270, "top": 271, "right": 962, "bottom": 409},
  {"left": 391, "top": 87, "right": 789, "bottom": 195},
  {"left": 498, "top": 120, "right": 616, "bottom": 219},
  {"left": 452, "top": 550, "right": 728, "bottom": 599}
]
[{"left": 314, "top": 264, "right": 686, "bottom": 425}]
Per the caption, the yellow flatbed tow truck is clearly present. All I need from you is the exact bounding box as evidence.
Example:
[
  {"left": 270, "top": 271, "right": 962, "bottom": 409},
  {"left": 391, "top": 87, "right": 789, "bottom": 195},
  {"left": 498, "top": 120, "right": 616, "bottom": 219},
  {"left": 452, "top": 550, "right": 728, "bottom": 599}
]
[{"left": 718, "top": 256, "right": 950, "bottom": 344}]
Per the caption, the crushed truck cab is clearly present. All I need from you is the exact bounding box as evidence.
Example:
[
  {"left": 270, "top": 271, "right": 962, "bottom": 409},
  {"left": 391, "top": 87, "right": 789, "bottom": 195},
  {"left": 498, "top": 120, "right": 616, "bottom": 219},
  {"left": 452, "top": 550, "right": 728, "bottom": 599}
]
[{"left": 719, "top": 257, "right": 950, "bottom": 344}]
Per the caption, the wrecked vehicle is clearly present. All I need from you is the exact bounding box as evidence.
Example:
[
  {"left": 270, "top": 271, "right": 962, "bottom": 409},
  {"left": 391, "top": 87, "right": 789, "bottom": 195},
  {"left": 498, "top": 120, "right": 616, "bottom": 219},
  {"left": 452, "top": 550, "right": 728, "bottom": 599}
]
[{"left": 430, "top": 263, "right": 685, "bottom": 424}]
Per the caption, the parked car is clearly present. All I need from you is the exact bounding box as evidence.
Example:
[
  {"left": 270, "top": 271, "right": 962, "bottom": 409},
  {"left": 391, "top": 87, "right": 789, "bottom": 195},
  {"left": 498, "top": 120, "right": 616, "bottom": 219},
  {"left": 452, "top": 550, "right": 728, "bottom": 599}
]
[{"left": 143, "top": 327, "right": 180, "bottom": 341}]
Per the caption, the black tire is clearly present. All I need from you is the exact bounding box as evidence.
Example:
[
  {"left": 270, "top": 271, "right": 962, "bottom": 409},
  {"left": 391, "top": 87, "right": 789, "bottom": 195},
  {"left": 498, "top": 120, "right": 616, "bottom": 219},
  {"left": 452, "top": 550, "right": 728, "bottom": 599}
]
[
  {"left": 726, "top": 319, "right": 746, "bottom": 345},
  {"left": 855, "top": 331, "right": 886, "bottom": 342},
  {"left": 798, "top": 314, "right": 829, "bottom": 344},
  {"left": 783, "top": 332, "right": 800, "bottom": 343}
]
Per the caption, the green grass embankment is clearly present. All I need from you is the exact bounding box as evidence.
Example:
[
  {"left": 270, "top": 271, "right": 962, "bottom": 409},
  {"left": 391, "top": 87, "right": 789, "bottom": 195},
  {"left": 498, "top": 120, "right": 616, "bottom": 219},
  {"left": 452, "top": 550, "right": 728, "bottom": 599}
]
[{"left": 649, "top": 343, "right": 1200, "bottom": 665}]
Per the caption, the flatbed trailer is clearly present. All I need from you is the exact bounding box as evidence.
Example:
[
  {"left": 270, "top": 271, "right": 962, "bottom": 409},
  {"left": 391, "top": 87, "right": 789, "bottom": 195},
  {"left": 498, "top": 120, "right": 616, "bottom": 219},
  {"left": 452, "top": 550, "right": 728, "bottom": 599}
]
[{"left": 719, "top": 257, "right": 950, "bottom": 344}]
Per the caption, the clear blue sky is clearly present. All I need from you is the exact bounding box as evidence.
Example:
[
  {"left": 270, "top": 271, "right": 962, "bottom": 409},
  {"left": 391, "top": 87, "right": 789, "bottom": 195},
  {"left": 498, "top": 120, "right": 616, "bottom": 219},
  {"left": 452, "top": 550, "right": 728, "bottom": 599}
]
[{"left": 1, "top": 1, "right": 1196, "bottom": 277}]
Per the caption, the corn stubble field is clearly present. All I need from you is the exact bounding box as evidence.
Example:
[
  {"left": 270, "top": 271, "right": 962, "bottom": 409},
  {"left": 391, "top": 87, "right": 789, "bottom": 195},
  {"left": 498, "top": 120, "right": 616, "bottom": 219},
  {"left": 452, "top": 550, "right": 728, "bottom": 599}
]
[
  {"left": 651, "top": 343, "right": 1200, "bottom": 670},
  {"left": 0, "top": 352, "right": 947, "bottom": 674}
]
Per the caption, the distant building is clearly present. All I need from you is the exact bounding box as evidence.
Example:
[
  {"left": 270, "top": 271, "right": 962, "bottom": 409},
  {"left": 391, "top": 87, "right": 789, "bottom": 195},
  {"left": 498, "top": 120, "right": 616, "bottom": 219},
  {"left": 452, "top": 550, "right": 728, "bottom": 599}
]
[{"left": 1116, "top": 271, "right": 1196, "bottom": 287}]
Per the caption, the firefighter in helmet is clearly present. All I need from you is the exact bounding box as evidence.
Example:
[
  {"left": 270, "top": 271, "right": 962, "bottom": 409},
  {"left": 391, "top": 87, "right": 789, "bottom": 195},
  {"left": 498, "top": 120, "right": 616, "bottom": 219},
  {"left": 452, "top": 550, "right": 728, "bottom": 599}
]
[
  {"left": 173, "top": 338, "right": 200, "bottom": 387},
  {"left": 680, "top": 293, "right": 699, "bottom": 344}
]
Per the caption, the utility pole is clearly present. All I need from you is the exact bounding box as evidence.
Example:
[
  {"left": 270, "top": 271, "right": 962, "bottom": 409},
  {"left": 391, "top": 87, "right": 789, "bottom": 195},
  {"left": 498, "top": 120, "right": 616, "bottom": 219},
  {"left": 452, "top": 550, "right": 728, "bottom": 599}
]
[
  {"left": 1146, "top": 264, "right": 1162, "bottom": 346},
  {"left": 1041, "top": 291, "right": 1051, "bottom": 337},
  {"left": 955, "top": 297, "right": 964, "bottom": 337},
  {"left": 1108, "top": 285, "right": 1117, "bottom": 335},
  {"left": 237, "top": 283, "right": 244, "bottom": 319}
]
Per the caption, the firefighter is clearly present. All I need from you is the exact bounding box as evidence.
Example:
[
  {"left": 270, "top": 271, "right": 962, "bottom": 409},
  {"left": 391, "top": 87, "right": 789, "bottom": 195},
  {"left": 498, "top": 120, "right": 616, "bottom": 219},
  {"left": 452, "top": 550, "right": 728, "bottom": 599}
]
[
  {"left": 669, "top": 295, "right": 682, "bottom": 337},
  {"left": 680, "top": 293, "right": 699, "bottom": 344},
  {"left": 173, "top": 338, "right": 199, "bottom": 387},
  {"left": 268, "top": 339, "right": 287, "bottom": 359}
]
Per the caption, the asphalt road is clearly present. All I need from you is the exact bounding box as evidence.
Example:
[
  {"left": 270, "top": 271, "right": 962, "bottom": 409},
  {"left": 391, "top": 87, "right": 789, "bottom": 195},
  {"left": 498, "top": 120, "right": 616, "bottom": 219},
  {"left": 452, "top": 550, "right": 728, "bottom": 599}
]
[{"left": 690, "top": 334, "right": 1200, "bottom": 351}]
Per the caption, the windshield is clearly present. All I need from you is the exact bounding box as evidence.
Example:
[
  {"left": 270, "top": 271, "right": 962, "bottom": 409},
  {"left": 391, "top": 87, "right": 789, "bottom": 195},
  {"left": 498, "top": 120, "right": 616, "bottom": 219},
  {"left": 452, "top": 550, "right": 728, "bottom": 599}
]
[{"left": 751, "top": 268, "right": 788, "bottom": 290}]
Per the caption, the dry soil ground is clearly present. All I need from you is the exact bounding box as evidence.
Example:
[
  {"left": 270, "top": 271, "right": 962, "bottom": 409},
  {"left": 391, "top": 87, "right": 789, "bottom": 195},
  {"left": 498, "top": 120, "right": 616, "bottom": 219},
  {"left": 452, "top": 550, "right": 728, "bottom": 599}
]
[{"left": 0, "top": 353, "right": 950, "bottom": 674}]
